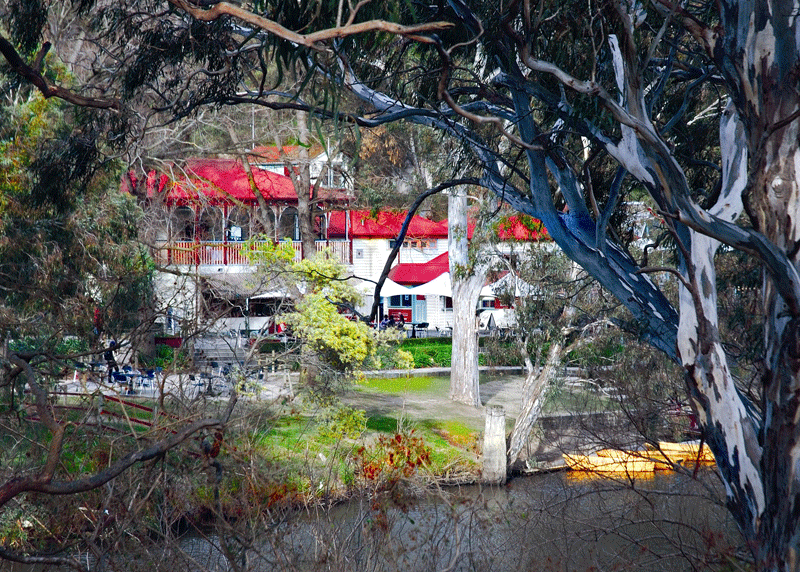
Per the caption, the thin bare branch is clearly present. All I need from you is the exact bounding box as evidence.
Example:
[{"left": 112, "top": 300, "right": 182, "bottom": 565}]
[{"left": 168, "top": 0, "right": 452, "bottom": 49}]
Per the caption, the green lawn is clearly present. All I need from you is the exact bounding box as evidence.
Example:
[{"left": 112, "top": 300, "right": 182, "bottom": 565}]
[{"left": 400, "top": 338, "right": 452, "bottom": 367}]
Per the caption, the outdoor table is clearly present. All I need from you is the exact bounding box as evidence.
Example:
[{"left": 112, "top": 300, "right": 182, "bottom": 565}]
[{"left": 409, "top": 323, "right": 429, "bottom": 338}]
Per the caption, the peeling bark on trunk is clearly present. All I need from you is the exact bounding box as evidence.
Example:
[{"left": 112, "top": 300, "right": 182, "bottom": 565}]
[
  {"left": 285, "top": 111, "right": 317, "bottom": 259},
  {"left": 341, "top": 1, "right": 800, "bottom": 564},
  {"left": 448, "top": 190, "right": 485, "bottom": 407}
]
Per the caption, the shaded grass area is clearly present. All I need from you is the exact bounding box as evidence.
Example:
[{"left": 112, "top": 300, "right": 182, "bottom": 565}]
[
  {"left": 273, "top": 402, "right": 478, "bottom": 473},
  {"left": 224, "top": 387, "right": 482, "bottom": 509}
]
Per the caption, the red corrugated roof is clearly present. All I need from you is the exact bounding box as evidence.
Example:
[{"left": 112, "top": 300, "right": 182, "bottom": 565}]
[
  {"left": 328, "top": 210, "right": 448, "bottom": 239},
  {"left": 495, "top": 215, "right": 549, "bottom": 241},
  {"left": 135, "top": 158, "right": 348, "bottom": 205},
  {"left": 388, "top": 252, "right": 449, "bottom": 285},
  {"left": 166, "top": 158, "right": 298, "bottom": 203}
]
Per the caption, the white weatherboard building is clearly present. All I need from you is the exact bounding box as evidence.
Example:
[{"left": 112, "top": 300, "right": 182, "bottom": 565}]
[{"left": 132, "top": 150, "right": 552, "bottom": 342}]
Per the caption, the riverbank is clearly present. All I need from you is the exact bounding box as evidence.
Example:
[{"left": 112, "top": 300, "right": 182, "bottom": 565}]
[
  {"left": 54, "top": 365, "right": 628, "bottom": 477},
  {"left": 5, "top": 366, "right": 698, "bottom": 562}
]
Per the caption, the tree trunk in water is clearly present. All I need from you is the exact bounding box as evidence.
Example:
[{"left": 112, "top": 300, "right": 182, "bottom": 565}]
[
  {"left": 448, "top": 190, "right": 484, "bottom": 407},
  {"left": 506, "top": 340, "right": 561, "bottom": 467}
]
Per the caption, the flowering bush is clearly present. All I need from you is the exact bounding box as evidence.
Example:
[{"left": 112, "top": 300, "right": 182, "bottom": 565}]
[{"left": 353, "top": 430, "right": 431, "bottom": 484}]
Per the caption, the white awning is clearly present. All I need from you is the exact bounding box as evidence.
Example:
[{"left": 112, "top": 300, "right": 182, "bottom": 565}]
[
  {"left": 250, "top": 289, "right": 293, "bottom": 299},
  {"left": 356, "top": 278, "right": 415, "bottom": 298},
  {"left": 408, "top": 272, "right": 452, "bottom": 297}
]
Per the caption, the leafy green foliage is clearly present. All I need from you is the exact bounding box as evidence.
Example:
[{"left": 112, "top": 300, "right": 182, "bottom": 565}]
[
  {"left": 246, "top": 248, "right": 412, "bottom": 383},
  {"left": 285, "top": 257, "right": 376, "bottom": 373},
  {"left": 139, "top": 344, "right": 190, "bottom": 370},
  {"left": 317, "top": 405, "right": 367, "bottom": 440},
  {"left": 6, "top": 0, "right": 47, "bottom": 54}
]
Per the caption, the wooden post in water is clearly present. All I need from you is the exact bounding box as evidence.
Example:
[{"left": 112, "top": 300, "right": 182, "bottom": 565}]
[{"left": 482, "top": 405, "right": 507, "bottom": 484}]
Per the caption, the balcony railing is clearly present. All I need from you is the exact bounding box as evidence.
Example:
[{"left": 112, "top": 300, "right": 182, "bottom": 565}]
[{"left": 153, "top": 240, "right": 351, "bottom": 266}]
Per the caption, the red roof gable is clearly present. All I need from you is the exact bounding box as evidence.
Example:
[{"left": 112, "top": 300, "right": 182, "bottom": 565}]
[
  {"left": 388, "top": 252, "right": 449, "bottom": 285},
  {"left": 328, "top": 210, "right": 448, "bottom": 239}
]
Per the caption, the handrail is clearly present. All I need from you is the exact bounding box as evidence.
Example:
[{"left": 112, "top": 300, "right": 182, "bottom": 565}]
[{"left": 152, "top": 239, "right": 351, "bottom": 266}]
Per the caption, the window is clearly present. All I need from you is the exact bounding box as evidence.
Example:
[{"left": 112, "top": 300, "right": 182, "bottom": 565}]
[
  {"left": 389, "top": 295, "right": 412, "bottom": 307},
  {"left": 403, "top": 239, "right": 432, "bottom": 249},
  {"left": 326, "top": 169, "right": 344, "bottom": 188},
  {"left": 389, "top": 239, "right": 436, "bottom": 250},
  {"left": 442, "top": 296, "right": 453, "bottom": 310},
  {"left": 172, "top": 206, "right": 195, "bottom": 241}
]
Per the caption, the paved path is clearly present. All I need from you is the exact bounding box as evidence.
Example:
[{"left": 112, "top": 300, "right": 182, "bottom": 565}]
[
  {"left": 340, "top": 373, "right": 530, "bottom": 433},
  {"left": 57, "top": 367, "right": 560, "bottom": 431}
]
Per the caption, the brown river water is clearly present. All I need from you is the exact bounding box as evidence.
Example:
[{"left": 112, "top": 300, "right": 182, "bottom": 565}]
[{"left": 11, "top": 469, "right": 743, "bottom": 572}]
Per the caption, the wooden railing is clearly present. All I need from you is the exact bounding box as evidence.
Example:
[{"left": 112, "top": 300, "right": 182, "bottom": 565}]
[{"left": 153, "top": 240, "right": 351, "bottom": 266}]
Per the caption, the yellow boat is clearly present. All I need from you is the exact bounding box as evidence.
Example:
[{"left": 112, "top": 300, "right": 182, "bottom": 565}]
[
  {"left": 644, "top": 441, "right": 716, "bottom": 465},
  {"left": 564, "top": 452, "right": 656, "bottom": 476},
  {"left": 594, "top": 447, "right": 678, "bottom": 470}
]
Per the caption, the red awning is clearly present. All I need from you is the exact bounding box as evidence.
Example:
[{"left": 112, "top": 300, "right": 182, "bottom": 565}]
[{"left": 388, "top": 252, "right": 450, "bottom": 285}]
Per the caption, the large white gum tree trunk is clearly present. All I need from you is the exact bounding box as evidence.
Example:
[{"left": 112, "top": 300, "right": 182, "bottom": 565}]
[
  {"left": 676, "top": 105, "right": 765, "bottom": 541},
  {"left": 741, "top": 33, "right": 800, "bottom": 566},
  {"left": 599, "top": 5, "right": 800, "bottom": 564},
  {"left": 517, "top": 5, "right": 800, "bottom": 563},
  {"left": 448, "top": 189, "right": 485, "bottom": 407}
]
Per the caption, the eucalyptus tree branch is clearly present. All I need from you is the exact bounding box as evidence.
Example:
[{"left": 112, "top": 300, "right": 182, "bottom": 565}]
[
  {"left": 338, "top": 35, "right": 681, "bottom": 357},
  {"left": 431, "top": 41, "right": 539, "bottom": 150},
  {"left": 168, "top": 0, "right": 452, "bottom": 49},
  {"left": 0, "top": 547, "right": 86, "bottom": 572},
  {"left": 0, "top": 36, "right": 121, "bottom": 111},
  {"left": 636, "top": 266, "right": 691, "bottom": 289},
  {"left": 8, "top": 356, "right": 65, "bottom": 481}
]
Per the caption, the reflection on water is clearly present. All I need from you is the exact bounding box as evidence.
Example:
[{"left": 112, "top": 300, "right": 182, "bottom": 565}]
[{"left": 13, "top": 470, "right": 743, "bottom": 572}]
